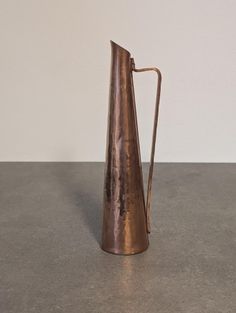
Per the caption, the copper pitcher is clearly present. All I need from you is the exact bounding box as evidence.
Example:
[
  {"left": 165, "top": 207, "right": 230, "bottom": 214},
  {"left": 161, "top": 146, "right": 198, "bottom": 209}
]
[{"left": 101, "top": 41, "right": 162, "bottom": 255}]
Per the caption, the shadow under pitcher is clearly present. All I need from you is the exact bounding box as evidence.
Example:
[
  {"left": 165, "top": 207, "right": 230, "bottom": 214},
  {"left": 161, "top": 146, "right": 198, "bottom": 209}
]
[{"left": 101, "top": 41, "right": 162, "bottom": 255}]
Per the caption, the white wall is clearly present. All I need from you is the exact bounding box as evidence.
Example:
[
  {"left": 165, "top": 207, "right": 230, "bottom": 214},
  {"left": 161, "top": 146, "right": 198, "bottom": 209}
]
[{"left": 0, "top": 0, "right": 235, "bottom": 162}]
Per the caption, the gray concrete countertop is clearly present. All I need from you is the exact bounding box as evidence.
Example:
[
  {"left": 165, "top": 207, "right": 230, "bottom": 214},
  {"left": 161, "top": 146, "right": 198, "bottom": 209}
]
[{"left": 0, "top": 163, "right": 235, "bottom": 313}]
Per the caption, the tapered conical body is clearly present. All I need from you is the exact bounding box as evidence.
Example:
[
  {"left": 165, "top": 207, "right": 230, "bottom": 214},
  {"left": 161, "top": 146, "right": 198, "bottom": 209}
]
[{"left": 101, "top": 41, "right": 149, "bottom": 255}]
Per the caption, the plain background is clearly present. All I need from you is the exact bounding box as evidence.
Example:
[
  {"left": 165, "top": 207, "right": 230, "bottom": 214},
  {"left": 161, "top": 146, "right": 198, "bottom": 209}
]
[{"left": 0, "top": 0, "right": 235, "bottom": 162}]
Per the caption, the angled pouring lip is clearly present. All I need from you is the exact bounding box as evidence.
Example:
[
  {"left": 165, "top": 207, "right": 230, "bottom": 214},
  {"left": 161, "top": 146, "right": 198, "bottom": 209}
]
[{"left": 110, "top": 40, "right": 131, "bottom": 56}]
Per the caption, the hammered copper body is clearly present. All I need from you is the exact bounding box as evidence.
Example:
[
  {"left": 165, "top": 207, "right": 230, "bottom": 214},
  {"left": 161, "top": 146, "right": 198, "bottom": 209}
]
[{"left": 101, "top": 41, "right": 162, "bottom": 255}]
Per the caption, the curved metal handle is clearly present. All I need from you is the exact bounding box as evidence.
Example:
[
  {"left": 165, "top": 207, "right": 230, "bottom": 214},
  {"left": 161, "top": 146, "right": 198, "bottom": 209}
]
[{"left": 132, "top": 59, "right": 162, "bottom": 233}]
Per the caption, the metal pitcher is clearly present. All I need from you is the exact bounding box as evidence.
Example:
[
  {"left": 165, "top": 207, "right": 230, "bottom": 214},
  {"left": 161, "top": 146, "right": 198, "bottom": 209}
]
[{"left": 101, "top": 41, "right": 162, "bottom": 255}]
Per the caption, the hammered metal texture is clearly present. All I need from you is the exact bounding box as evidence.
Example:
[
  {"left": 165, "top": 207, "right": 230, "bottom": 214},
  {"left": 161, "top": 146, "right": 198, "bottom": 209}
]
[{"left": 101, "top": 41, "right": 149, "bottom": 255}]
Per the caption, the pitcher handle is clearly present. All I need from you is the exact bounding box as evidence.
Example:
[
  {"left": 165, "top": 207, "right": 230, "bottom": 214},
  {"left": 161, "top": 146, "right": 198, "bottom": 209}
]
[{"left": 131, "top": 59, "right": 162, "bottom": 233}]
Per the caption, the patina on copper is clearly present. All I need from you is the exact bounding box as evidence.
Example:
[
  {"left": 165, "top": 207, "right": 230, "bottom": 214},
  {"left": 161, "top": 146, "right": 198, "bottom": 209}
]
[{"left": 101, "top": 41, "right": 162, "bottom": 255}]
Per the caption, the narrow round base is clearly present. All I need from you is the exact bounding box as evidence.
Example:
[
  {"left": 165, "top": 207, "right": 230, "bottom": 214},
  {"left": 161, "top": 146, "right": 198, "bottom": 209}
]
[{"left": 101, "top": 244, "right": 149, "bottom": 256}]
